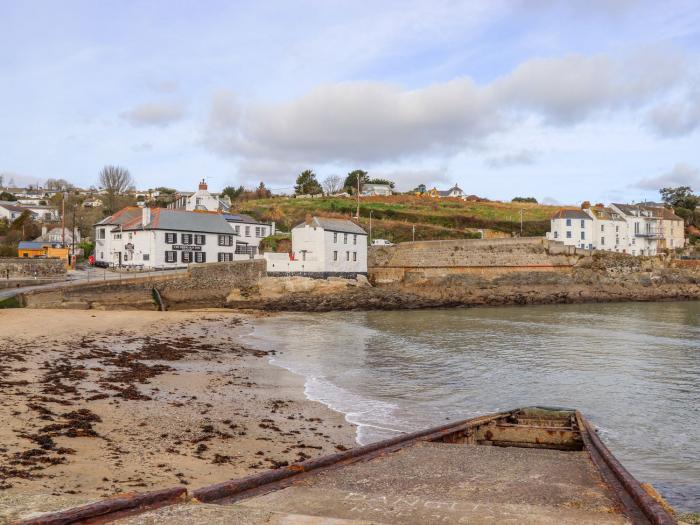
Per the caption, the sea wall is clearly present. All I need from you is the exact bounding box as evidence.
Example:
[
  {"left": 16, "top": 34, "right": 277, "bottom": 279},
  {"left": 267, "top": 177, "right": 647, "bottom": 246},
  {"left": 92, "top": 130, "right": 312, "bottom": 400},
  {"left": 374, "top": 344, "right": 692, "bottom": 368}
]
[
  {"left": 21, "top": 260, "right": 266, "bottom": 310},
  {"left": 0, "top": 257, "right": 66, "bottom": 278}
]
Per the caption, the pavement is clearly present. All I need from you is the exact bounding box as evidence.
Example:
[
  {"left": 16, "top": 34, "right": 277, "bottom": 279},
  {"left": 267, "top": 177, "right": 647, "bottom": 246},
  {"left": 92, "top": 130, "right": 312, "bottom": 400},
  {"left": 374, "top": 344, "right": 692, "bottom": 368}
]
[{"left": 0, "top": 267, "right": 187, "bottom": 300}]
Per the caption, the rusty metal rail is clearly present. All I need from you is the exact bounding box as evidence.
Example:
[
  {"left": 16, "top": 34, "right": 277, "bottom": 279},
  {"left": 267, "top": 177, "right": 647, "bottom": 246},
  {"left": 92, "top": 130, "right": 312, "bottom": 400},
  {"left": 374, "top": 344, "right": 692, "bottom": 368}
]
[{"left": 14, "top": 408, "right": 678, "bottom": 525}]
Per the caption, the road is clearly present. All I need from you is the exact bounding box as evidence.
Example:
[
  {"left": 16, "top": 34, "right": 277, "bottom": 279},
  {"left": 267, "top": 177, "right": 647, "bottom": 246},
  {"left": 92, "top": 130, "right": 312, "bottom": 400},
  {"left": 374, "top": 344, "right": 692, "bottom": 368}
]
[{"left": 0, "top": 267, "right": 188, "bottom": 300}]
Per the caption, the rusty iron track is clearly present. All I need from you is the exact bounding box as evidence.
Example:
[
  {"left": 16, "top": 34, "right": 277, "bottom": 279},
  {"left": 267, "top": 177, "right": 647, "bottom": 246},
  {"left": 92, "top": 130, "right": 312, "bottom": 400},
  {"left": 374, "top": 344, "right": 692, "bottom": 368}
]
[{"left": 14, "top": 408, "right": 677, "bottom": 525}]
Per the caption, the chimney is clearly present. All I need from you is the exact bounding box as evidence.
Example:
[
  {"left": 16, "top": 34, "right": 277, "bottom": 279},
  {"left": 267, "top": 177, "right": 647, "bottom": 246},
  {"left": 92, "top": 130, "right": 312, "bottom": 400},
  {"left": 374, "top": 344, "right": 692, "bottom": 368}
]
[
  {"left": 198, "top": 178, "right": 208, "bottom": 191},
  {"left": 142, "top": 206, "right": 151, "bottom": 227}
]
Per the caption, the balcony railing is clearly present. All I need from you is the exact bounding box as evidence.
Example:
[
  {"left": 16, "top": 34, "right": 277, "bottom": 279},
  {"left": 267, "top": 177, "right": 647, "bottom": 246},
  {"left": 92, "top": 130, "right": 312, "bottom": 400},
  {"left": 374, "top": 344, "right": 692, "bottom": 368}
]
[{"left": 634, "top": 230, "right": 663, "bottom": 239}]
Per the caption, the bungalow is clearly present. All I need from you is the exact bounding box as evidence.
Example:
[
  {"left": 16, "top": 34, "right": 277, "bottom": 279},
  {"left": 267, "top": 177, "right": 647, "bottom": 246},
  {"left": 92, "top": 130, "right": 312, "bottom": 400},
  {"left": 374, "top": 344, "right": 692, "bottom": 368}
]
[
  {"left": 264, "top": 217, "right": 368, "bottom": 277},
  {"left": 361, "top": 183, "right": 392, "bottom": 197},
  {"left": 0, "top": 201, "right": 26, "bottom": 221},
  {"left": 18, "top": 241, "right": 69, "bottom": 261}
]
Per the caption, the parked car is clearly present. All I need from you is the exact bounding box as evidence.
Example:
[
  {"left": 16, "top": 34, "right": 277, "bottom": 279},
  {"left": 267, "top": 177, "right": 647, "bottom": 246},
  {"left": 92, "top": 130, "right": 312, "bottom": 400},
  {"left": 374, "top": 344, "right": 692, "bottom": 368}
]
[{"left": 372, "top": 239, "right": 393, "bottom": 246}]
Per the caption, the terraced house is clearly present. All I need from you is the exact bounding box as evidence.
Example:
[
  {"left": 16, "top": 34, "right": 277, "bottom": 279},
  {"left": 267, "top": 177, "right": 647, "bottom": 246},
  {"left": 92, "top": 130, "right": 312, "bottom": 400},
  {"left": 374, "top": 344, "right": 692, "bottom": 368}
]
[
  {"left": 94, "top": 207, "right": 249, "bottom": 269},
  {"left": 547, "top": 204, "right": 685, "bottom": 256}
]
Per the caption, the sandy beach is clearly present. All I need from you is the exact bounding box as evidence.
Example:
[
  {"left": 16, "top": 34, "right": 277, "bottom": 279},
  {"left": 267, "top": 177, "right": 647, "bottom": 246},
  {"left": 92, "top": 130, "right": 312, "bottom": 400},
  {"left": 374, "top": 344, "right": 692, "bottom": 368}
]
[{"left": 0, "top": 309, "right": 356, "bottom": 523}]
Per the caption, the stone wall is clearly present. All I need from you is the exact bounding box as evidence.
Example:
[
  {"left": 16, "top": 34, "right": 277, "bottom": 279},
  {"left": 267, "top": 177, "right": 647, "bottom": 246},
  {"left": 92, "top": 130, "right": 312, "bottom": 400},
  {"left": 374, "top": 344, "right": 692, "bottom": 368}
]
[
  {"left": 22, "top": 260, "right": 267, "bottom": 310},
  {"left": 0, "top": 257, "right": 66, "bottom": 278},
  {"left": 368, "top": 238, "right": 582, "bottom": 284}
]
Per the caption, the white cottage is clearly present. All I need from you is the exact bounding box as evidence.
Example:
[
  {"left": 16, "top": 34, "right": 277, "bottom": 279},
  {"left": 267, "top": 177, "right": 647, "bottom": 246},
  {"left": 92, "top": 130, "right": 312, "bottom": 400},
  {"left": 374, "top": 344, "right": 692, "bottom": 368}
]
[
  {"left": 264, "top": 217, "right": 368, "bottom": 277},
  {"left": 547, "top": 209, "right": 594, "bottom": 249},
  {"left": 94, "top": 207, "right": 245, "bottom": 268},
  {"left": 167, "top": 180, "right": 231, "bottom": 212}
]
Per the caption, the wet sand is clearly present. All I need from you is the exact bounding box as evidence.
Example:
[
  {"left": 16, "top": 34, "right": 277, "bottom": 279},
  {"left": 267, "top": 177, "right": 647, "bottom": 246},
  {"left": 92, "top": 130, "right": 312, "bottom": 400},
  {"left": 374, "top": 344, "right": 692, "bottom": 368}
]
[{"left": 0, "top": 309, "right": 356, "bottom": 523}]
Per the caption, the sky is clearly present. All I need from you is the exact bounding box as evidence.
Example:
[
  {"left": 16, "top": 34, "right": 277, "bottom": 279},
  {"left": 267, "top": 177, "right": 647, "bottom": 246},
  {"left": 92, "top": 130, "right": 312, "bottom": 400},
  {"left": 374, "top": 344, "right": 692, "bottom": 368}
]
[{"left": 1, "top": 0, "right": 699, "bottom": 204}]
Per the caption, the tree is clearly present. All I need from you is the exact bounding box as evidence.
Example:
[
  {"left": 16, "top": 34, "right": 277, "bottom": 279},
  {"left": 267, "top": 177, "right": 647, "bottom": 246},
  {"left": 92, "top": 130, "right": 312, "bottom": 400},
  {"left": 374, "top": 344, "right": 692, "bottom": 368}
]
[
  {"left": 512, "top": 197, "right": 538, "bottom": 203},
  {"left": 255, "top": 182, "right": 272, "bottom": 199},
  {"left": 45, "top": 178, "right": 74, "bottom": 191},
  {"left": 295, "top": 170, "right": 322, "bottom": 195},
  {"left": 99, "top": 165, "right": 134, "bottom": 213},
  {"left": 343, "top": 170, "right": 369, "bottom": 194},
  {"left": 660, "top": 186, "right": 700, "bottom": 210},
  {"left": 412, "top": 184, "right": 427, "bottom": 194},
  {"left": 222, "top": 185, "right": 245, "bottom": 201},
  {"left": 367, "top": 178, "right": 395, "bottom": 189},
  {"left": 322, "top": 175, "right": 343, "bottom": 195},
  {"left": 0, "top": 191, "right": 16, "bottom": 201},
  {"left": 0, "top": 174, "right": 3, "bottom": 188}
]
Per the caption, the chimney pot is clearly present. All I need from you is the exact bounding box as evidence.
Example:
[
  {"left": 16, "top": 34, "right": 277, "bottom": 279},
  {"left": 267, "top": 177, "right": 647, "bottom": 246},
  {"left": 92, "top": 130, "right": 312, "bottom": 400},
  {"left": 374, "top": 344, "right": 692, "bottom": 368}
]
[{"left": 198, "top": 178, "right": 208, "bottom": 191}]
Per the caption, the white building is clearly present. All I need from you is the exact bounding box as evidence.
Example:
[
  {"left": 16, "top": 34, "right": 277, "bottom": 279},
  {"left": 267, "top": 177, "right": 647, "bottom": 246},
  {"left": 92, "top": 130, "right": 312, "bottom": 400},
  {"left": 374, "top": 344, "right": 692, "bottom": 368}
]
[
  {"left": 35, "top": 226, "right": 81, "bottom": 245},
  {"left": 167, "top": 180, "right": 231, "bottom": 212},
  {"left": 548, "top": 209, "right": 594, "bottom": 249},
  {"left": 547, "top": 204, "right": 685, "bottom": 256},
  {"left": 223, "top": 213, "right": 276, "bottom": 255},
  {"left": 21, "top": 205, "right": 60, "bottom": 222},
  {"left": 438, "top": 184, "right": 465, "bottom": 198},
  {"left": 264, "top": 217, "right": 368, "bottom": 277},
  {"left": 0, "top": 201, "right": 25, "bottom": 221},
  {"left": 94, "top": 207, "right": 245, "bottom": 268},
  {"left": 362, "top": 183, "right": 392, "bottom": 196}
]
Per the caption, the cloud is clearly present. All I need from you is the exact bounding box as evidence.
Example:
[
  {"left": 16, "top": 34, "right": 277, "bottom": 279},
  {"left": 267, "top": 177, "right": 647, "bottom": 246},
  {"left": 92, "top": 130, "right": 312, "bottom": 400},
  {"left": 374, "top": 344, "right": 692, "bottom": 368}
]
[
  {"left": 647, "top": 91, "right": 700, "bottom": 137},
  {"left": 120, "top": 101, "right": 185, "bottom": 127},
  {"left": 203, "top": 52, "right": 684, "bottom": 166},
  {"left": 485, "top": 149, "right": 538, "bottom": 168},
  {"left": 131, "top": 142, "right": 153, "bottom": 152},
  {"left": 634, "top": 163, "right": 700, "bottom": 190}
]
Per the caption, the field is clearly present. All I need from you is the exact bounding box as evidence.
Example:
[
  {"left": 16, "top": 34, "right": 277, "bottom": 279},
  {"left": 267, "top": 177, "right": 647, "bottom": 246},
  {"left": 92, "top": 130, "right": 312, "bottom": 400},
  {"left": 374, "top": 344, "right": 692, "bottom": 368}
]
[{"left": 238, "top": 195, "right": 560, "bottom": 243}]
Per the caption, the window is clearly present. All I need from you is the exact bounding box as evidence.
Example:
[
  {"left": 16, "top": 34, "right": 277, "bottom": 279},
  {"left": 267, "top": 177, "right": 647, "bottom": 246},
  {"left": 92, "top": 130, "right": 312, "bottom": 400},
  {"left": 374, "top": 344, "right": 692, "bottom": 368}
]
[
  {"left": 218, "top": 234, "right": 233, "bottom": 246},
  {"left": 165, "top": 232, "right": 176, "bottom": 244},
  {"left": 601, "top": 224, "right": 604, "bottom": 232},
  {"left": 182, "top": 233, "right": 193, "bottom": 244},
  {"left": 333, "top": 251, "right": 338, "bottom": 261},
  {"left": 181, "top": 251, "right": 193, "bottom": 263},
  {"left": 581, "top": 231, "right": 585, "bottom": 240},
  {"left": 218, "top": 252, "right": 233, "bottom": 262},
  {"left": 165, "top": 251, "right": 176, "bottom": 263},
  {"left": 333, "top": 232, "right": 338, "bottom": 243},
  {"left": 128, "top": 232, "right": 132, "bottom": 240},
  {"left": 143, "top": 254, "right": 150, "bottom": 261},
  {"left": 100, "top": 252, "right": 103, "bottom": 259},
  {"left": 634, "top": 222, "right": 640, "bottom": 234},
  {"left": 616, "top": 226, "right": 619, "bottom": 233},
  {"left": 114, "top": 233, "right": 122, "bottom": 239},
  {"left": 566, "top": 231, "right": 572, "bottom": 239},
  {"left": 344, "top": 233, "right": 348, "bottom": 244},
  {"left": 353, "top": 252, "right": 357, "bottom": 262},
  {"left": 580, "top": 220, "right": 585, "bottom": 228},
  {"left": 194, "top": 234, "right": 206, "bottom": 245},
  {"left": 631, "top": 238, "right": 636, "bottom": 245},
  {"left": 98, "top": 228, "right": 105, "bottom": 240},
  {"left": 353, "top": 235, "right": 357, "bottom": 245},
  {"left": 234, "top": 225, "right": 240, "bottom": 234},
  {"left": 566, "top": 219, "right": 571, "bottom": 226},
  {"left": 245, "top": 226, "right": 250, "bottom": 237},
  {"left": 601, "top": 237, "right": 605, "bottom": 245},
  {"left": 554, "top": 231, "right": 558, "bottom": 239},
  {"left": 194, "top": 252, "right": 206, "bottom": 263},
  {"left": 346, "top": 251, "right": 350, "bottom": 261},
  {"left": 255, "top": 226, "right": 262, "bottom": 237}
]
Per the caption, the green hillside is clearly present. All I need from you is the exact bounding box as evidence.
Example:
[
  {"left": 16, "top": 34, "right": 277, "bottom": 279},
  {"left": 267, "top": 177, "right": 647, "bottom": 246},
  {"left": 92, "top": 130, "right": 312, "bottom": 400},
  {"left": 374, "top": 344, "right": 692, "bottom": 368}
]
[{"left": 237, "top": 195, "right": 559, "bottom": 244}]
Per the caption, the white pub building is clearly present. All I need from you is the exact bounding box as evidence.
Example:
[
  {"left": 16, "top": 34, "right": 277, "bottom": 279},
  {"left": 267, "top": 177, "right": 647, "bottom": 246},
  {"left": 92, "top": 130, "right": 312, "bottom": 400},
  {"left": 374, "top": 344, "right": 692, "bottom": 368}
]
[
  {"left": 94, "top": 207, "right": 250, "bottom": 268},
  {"left": 264, "top": 217, "right": 368, "bottom": 277}
]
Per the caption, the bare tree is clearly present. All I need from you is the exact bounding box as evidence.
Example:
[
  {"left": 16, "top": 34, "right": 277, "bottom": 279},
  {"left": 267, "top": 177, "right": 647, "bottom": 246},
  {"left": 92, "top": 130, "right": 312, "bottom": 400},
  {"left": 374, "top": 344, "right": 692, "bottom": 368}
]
[
  {"left": 322, "top": 174, "right": 343, "bottom": 195},
  {"left": 99, "top": 165, "right": 134, "bottom": 213},
  {"left": 45, "top": 178, "right": 74, "bottom": 191}
]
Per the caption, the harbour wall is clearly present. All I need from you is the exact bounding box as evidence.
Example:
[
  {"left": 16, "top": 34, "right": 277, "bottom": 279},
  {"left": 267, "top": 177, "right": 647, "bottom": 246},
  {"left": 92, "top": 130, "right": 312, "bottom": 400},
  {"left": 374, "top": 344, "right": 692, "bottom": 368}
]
[{"left": 0, "top": 257, "right": 66, "bottom": 278}]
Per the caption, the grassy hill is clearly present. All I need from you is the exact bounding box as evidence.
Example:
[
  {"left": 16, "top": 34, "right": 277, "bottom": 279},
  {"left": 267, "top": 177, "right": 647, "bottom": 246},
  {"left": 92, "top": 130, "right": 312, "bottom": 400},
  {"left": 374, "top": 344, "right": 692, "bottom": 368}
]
[{"left": 238, "top": 195, "right": 559, "bottom": 244}]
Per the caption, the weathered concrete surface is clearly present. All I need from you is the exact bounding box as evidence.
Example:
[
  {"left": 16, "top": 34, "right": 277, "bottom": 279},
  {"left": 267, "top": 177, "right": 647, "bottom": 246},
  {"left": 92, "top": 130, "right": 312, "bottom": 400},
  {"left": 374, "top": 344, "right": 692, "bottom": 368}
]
[{"left": 111, "top": 443, "right": 630, "bottom": 524}]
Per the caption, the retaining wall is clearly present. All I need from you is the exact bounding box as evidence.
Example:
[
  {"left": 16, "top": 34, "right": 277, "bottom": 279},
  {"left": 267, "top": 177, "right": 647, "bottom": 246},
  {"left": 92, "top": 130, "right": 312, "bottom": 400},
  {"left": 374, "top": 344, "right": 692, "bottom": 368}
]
[{"left": 0, "top": 257, "right": 66, "bottom": 278}]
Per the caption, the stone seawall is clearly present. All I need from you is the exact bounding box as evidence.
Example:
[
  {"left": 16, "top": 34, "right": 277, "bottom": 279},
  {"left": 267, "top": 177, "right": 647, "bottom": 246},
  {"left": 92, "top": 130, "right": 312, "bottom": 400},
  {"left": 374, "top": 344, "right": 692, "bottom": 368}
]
[
  {"left": 0, "top": 257, "right": 66, "bottom": 278},
  {"left": 22, "top": 260, "right": 266, "bottom": 310}
]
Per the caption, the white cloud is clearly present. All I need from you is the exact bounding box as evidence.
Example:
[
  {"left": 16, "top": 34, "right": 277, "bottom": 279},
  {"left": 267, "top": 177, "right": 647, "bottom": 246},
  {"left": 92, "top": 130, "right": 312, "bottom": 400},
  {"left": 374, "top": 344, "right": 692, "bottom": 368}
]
[
  {"left": 204, "top": 52, "right": 685, "bottom": 167},
  {"left": 647, "top": 91, "right": 700, "bottom": 137},
  {"left": 131, "top": 142, "right": 153, "bottom": 152},
  {"left": 485, "top": 149, "right": 538, "bottom": 168},
  {"left": 634, "top": 163, "right": 700, "bottom": 190},
  {"left": 120, "top": 101, "right": 186, "bottom": 127}
]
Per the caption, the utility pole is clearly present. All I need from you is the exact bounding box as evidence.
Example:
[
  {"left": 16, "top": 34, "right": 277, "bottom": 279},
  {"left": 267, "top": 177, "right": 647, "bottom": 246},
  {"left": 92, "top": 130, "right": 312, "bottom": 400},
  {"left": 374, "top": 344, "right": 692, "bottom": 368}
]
[
  {"left": 412, "top": 224, "right": 416, "bottom": 242},
  {"left": 61, "top": 193, "right": 66, "bottom": 248},
  {"left": 520, "top": 209, "right": 524, "bottom": 237},
  {"left": 72, "top": 204, "right": 76, "bottom": 267},
  {"left": 369, "top": 210, "right": 373, "bottom": 244},
  {"left": 356, "top": 175, "right": 360, "bottom": 219}
]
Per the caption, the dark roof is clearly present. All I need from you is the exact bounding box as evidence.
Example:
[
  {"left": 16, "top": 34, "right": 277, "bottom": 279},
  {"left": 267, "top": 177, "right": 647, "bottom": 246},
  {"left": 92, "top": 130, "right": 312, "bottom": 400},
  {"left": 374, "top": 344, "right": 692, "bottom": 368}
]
[
  {"left": 611, "top": 203, "right": 681, "bottom": 221},
  {"left": 588, "top": 207, "right": 625, "bottom": 222},
  {"left": 294, "top": 216, "right": 367, "bottom": 235},
  {"left": 0, "top": 201, "right": 25, "bottom": 212},
  {"left": 119, "top": 208, "right": 234, "bottom": 234},
  {"left": 223, "top": 213, "right": 267, "bottom": 225},
  {"left": 551, "top": 209, "right": 591, "bottom": 220},
  {"left": 96, "top": 207, "right": 142, "bottom": 226}
]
